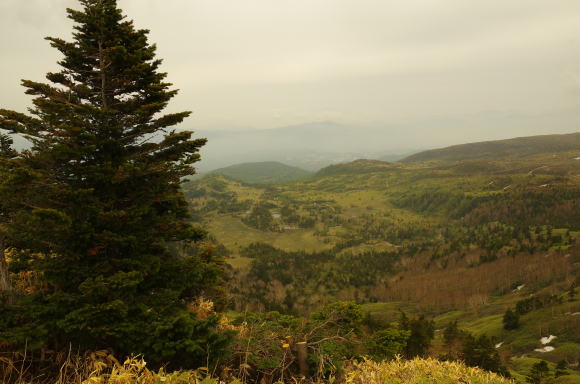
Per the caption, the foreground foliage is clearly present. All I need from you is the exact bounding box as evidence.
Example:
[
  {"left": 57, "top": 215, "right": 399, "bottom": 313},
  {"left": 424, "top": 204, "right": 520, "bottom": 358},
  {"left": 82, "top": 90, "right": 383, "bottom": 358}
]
[
  {"left": 2, "top": 353, "right": 515, "bottom": 384},
  {"left": 345, "top": 358, "right": 515, "bottom": 384}
]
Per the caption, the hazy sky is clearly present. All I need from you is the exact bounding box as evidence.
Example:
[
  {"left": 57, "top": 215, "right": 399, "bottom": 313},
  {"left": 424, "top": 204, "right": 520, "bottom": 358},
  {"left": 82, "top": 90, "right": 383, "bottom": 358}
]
[{"left": 1, "top": 0, "right": 579, "bottom": 141}]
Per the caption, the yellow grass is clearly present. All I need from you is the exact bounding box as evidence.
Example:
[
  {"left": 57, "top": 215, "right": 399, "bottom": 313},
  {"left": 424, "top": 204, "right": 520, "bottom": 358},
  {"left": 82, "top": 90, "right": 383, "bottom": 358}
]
[
  {"left": 4, "top": 353, "right": 515, "bottom": 384},
  {"left": 345, "top": 358, "right": 515, "bottom": 384}
]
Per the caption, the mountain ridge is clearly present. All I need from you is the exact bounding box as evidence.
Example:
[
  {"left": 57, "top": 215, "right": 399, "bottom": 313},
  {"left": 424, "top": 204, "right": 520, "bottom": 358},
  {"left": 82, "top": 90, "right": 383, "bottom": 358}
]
[{"left": 401, "top": 132, "right": 580, "bottom": 163}]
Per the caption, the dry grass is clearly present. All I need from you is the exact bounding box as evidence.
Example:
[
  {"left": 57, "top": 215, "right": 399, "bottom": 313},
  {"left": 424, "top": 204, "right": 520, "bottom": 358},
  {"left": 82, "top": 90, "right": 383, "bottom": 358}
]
[
  {"left": 344, "top": 358, "right": 515, "bottom": 384},
  {"left": 1, "top": 351, "right": 517, "bottom": 384},
  {"left": 1, "top": 351, "right": 242, "bottom": 384}
]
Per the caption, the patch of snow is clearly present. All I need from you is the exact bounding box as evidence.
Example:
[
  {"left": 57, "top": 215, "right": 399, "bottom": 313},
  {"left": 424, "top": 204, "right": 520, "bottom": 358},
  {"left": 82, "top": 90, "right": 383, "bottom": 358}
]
[
  {"left": 528, "top": 165, "right": 548, "bottom": 175},
  {"left": 539, "top": 184, "right": 549, "bottom": 188},
  {"left": 495, "top": 342, "right": 503, "bottom": 349},
  {"left": 534, "top": 346, "right": 555, "bottom": 353},
  {"left": 540, "top": 335, "right": 557, "bottom": 345},
  {"left": 513, "top": 284, "right": 525, "bottom": 292}
]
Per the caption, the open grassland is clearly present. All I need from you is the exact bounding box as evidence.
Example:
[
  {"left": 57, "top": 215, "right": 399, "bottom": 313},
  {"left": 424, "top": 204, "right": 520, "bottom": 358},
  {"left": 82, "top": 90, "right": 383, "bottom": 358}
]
[
  {"left": 206, "top": 215, "right": 331, "bottom": 253},
  {"left": 509, "top": 357, "right": 580, "bottom": 384}
]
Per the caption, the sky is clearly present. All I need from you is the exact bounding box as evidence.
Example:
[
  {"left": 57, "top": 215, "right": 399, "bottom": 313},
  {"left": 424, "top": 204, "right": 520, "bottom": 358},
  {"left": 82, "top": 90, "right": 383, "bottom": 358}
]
[{"left": 1, "top": 0, "right": 579, "bottom": 148}]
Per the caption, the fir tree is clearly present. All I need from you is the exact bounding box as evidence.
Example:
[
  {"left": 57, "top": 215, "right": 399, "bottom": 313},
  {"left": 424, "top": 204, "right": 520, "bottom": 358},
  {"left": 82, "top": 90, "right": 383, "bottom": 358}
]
[
  {"left": 441, "top": 320, "right": 466, "bottom": 359},
  {"left": 443, "top": 320, "right": 460, "bottom": 347},
  {"left": 461, "top": 335, "right": 509, "bottom": 377},
  {"left": 526, "top": 360, "right": 550, "bottom": 384},
  {"left": 554, "top": 360, "right": 569, "bottom": 377},
  {"left": 503, "top": 308, "right": 520, "bottom": 330},
  {"left": 0, "top": 133, "right": 16, "bottom": 302},
  {"left": 399, "top": 313, "right": 434, "bottom": 358},
  {"left": 0, "top": 0, "right": 231, "bottom": 368}
]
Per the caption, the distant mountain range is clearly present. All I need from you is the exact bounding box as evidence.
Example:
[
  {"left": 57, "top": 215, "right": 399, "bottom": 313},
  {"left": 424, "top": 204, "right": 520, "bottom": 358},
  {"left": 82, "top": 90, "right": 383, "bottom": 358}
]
[
  {"left": 195, "top": 121, "right": 423, "bottom": 171},
  {"left": 198, "top": 132, "right": 579, "bottom": 182},
  {"left": 7, "top": 120, "right": 578, "bottom": 173},
  {"left": 401, "top": 132, "right": 580, "bottom": 163}
]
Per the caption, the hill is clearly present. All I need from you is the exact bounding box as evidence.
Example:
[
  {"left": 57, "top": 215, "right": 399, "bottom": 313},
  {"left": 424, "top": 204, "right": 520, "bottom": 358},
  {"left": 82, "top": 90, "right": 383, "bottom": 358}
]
[
  {"left": 401, "top": 132, "right": 580, "bottom": 163},
  {"left": 209, "top": 161, "right": 312, "bottom": 184},
  {"left": 316, "top": 159, "right": 397, "bottom": 177}
]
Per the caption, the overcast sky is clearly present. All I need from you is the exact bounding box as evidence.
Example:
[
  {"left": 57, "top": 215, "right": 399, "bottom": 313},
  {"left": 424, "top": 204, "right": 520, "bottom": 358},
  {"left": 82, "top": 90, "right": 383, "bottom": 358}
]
[{"left": 1, "top": 0, "right": 579, "bottom": 142}]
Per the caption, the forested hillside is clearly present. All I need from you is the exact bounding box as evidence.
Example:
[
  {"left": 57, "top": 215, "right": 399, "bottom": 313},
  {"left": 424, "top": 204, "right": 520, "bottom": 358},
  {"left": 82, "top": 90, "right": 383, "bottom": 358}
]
[
  {"left": 209, "top": 161, "right": 312, "bottom": 184},
  {"left": 185, "top": 149, "right": 580, "bottom": 381}
]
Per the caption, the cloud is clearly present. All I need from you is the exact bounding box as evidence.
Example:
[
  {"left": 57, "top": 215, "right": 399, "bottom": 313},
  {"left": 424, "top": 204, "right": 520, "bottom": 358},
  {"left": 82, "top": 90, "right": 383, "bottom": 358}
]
[
  {"left": 567, "top": 72, "right": 580, "bottom": 93},
  {"left": 1, "top": 0, "right": 579, "bottom": 135}
]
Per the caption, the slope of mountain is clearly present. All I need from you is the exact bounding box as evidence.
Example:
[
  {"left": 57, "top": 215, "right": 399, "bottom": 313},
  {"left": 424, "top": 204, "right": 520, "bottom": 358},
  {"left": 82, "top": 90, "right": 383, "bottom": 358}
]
[
  {"left": 401, "top": 132, "right": 580, "bottom": 163},
  {"left": 184, "top": 150, "right": 579, "bottom": 380},
  {"left": 209, "top": 161, "right": 312, "bottom": 184},
  {"left": 316, "top": 159, "right": 397, "bottom": 177},
  {"left": 186, "top": 153, "right": 579, "bottom": 310}
]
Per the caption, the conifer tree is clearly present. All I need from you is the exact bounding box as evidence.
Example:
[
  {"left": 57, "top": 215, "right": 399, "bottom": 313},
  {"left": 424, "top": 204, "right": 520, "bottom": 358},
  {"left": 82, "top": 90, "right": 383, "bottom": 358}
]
[
  {"left": 0, "top": 0, "right": 231, "bottom": 367},
  {"left": 399, "top": 313, "right": 434, "bottom": 358},
  {"left": 526, "top": 360, "right": 550, "bottom": 384},
  {"left": 554, "top": 360, "right": 569, "bottom": 377},
  {"left": 0, "top": 133, "right": 16, "bottom": 302},
  {"left": 461, "top": 335, "right": 509, "bottom": 377},
  {"left": 502, "top": 308, "right": 520, "bottom": 330}
]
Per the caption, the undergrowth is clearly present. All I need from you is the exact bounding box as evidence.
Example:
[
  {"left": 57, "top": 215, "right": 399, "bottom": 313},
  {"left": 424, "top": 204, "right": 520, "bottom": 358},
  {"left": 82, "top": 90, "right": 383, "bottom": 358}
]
[{"left": 1, "top": 352, "right": 515, "bottom": 384}]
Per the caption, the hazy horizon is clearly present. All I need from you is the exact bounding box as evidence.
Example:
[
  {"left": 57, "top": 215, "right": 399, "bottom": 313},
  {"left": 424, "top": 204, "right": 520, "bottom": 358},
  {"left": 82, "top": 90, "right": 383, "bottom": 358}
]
[{"left": 1, "top": 0, "right": 579, "bottom": 170}]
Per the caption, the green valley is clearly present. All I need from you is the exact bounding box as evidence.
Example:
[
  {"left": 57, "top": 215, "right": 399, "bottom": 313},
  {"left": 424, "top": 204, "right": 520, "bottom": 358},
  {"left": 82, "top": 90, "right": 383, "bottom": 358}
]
[{"left": 185, "top": 143, "right": 580, "bottom": 382}]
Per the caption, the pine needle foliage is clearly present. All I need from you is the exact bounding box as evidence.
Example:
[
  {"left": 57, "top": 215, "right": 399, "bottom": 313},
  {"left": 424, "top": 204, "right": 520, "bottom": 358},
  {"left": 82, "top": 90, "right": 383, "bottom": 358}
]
[{"left": 0, "top": 0, "right": 231, "bottom": 368}]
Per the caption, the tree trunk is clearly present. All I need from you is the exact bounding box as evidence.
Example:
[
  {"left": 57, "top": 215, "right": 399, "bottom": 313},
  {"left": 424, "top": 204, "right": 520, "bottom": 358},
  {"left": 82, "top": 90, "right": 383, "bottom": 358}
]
[
  {"left": 0, "top": 234, "right": 14, "bottom": 304},
  {"left": 296, "top": 341, "right": 309, "bottom": 378}
]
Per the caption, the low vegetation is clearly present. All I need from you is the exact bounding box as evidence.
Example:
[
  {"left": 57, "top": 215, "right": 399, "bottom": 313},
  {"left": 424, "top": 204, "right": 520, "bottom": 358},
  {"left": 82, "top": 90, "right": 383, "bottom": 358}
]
[
  {"left": 1, "top": 353, "right": 516, "bottom": 384},
  {"left": 345, "top": 358, "right": 515, "bottom": 384}
]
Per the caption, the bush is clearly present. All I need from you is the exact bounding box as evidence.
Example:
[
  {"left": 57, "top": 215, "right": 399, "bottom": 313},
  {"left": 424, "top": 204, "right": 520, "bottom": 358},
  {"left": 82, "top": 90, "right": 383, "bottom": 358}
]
[
  {"left": 345, "top": 357, "right": 515, "bottom": 384},
  {"left": 367, "top": 327, "right": 410, "bottom": 360}
]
